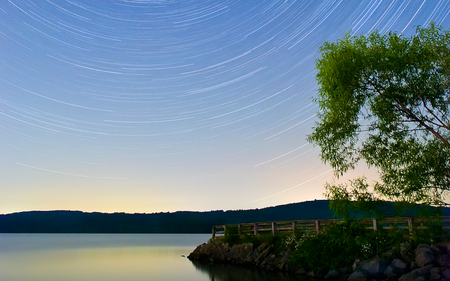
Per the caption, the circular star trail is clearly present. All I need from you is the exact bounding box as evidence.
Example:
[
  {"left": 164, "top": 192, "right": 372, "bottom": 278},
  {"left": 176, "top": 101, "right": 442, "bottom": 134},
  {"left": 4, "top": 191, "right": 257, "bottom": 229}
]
[{"left": 1, "top": 0, "right": 449, "bottom": 213}]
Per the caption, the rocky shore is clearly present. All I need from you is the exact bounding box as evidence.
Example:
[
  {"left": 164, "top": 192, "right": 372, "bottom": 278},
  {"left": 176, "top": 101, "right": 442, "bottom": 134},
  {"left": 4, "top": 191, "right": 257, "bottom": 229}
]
[{"left": 188, "top": 240, "right": 450, "bottom": 280}]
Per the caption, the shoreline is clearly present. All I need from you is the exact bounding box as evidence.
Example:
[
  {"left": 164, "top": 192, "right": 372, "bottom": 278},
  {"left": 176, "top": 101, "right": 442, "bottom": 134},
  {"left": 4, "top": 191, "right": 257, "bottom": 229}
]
[{"left": 188, "top": 239, "right": 450, "bottom": 280}]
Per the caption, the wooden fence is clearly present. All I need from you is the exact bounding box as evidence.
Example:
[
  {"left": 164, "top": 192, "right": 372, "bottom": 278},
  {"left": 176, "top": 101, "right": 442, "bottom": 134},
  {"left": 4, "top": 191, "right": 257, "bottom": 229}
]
[{"left": 211, "top": 217, "right": 450, "bottom": 238}]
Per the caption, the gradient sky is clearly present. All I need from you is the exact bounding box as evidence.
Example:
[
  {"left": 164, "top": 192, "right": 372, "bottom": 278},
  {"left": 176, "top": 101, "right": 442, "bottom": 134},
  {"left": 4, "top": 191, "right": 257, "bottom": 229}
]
[{"left": 1, "top": 0, "right": 449, "bottom": 214}]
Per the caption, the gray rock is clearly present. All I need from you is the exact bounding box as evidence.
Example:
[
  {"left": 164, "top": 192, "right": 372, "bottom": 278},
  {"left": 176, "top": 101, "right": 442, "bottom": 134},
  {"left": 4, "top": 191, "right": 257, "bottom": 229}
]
[
  {"left": 430, "top": 245, "right": 441, "bottom": 254},
  {"left": 401, "top": 243, "right": 415, "bottom": 262},
  {"left": 247, "top": 243, "right": 269, "bottom": 263},
  {"left": 438, "top": 254, "right": 450, "bottom": 267},
  {"left": 430, "top": 267, "right": 443, "bottom": 275},
  {"left": 325, "top": 269, "right": 341, "bottom": 279},
  {"left": 255, "top": 244, "right": 274, "bottom": 264},
  {"left": 353, "top": 259, "right": 362, "bottom": 271},
  {"left": 436, "top": 242, "right": 450, "bottom": 254},
  {"left": 399, "top": 265, "right": 434, "bottom": 281},
  {"left": 430, "top": 272, "right": 441, "bottom": 281},
  {"left": 399, "top": 270, "right": 420, "bottom": 281},
  {"left": 361, "top": 259, "right": 388, "bottom": 276},
  {"left": 443, "top": 268, "right": 450, "bottom": 279},
  {"left": 391, "top": 259, "right": 409, "bottom": 270},
  {"left": 348, "top": 269, "right": 369, "bottom": 281},
  {"left": 227, "top": 243, "right": 253, "bottom": 264},
  {"left": 384, "top": 266, "right": 398, "bottom": 279},
  {"left": 415, "top": 250, "right": 436, "bottom": 267},
  {"left": 414, "top": 277, "right": 426, "bottom": 281},
  {"left": 414, "top": 264, "right": 434, "bottom": 276},
  {"left": 274, "top": 249, "right": 290, "bottom": 270}
]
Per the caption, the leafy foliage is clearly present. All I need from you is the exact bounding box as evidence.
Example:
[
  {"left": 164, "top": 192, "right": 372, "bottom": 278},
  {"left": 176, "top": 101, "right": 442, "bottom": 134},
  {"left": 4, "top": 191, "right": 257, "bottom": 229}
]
[
  {"left": 288, "top": 220, "right": 446, "bottom": 273},
  {"left": 289, "top": 221, "right": 371, "bottom": 272},
  {"left": 308, "top": 23, "right": 450, "bottom": 205}
]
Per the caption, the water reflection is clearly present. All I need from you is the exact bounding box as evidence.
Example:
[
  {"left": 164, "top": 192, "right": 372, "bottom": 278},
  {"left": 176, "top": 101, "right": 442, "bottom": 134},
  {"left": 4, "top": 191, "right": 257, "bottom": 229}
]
[
  {"left": 192, "top": 260, "right": 311, "bottom": 281},
  {"left": 0, "top": 234, "right": 209, "bottom": 281},
  {"left": 0, "top": 234, "right": 310, "bottom": 281}
]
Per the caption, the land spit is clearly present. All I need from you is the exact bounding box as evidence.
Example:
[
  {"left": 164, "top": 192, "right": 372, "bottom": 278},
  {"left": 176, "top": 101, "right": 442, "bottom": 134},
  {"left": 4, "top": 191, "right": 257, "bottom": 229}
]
[{"left": 188, "top": 239, "right": 450, "bottom": 280}]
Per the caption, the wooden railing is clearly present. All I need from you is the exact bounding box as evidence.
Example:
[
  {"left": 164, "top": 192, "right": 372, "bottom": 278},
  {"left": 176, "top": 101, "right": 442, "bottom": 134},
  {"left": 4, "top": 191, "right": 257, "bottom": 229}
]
[{"left": 211, "top": 217, "right": 450, "bottom": 238}]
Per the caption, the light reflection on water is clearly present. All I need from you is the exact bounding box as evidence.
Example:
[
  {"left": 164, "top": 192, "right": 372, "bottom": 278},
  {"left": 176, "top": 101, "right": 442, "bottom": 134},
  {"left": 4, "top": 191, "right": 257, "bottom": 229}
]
[{"left": 0, "top": 234, "right": 309, "bottom": 281}]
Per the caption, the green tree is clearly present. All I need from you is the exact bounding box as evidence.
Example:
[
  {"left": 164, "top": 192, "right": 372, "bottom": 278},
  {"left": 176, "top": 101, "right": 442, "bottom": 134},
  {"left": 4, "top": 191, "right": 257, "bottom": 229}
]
[{"left": 308, "top": 23, "right": 450, "bottom": 208}]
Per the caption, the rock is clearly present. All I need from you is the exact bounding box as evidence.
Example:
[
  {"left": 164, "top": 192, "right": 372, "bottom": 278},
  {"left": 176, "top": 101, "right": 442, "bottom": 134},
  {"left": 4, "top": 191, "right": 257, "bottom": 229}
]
[
  {"left": 348, "top": 269, "right": 369, "bottom": 281},
  {"left": 391, "top": 259, "right": 408, "bottom": 270},
  {"left": 438, "top": 254, "right": 450, "bottom": 267},
  {"left": 414, "top": 264, "right": 434, "bottom": 276},
  {"left": 399, "top": 270, "right": 420, "bottom": 281},
  {"left": 385, "top": 259, "right": 409, "bottom": 280},
  {"left": 436, "top": 242, "right": 450, "bottom": 254},
  {"left": 296, "top": 268, "right": 307, "bottom": 275},
  {"left": 415, "top": 245, "right": 436, "bottom": 267},
  {"left": 353, "top": 259, "right": 370, "bottom": 271},
  {"left": 384, "top": 266, "right": 398, "bottom": 279},
  {"left": 255, "top": 244, "right": 274, "bottom": 264},
  {"left": 361, "top": 259, "right": 388, "bottom": 277},
  {"left": 430, "top": 267, "right": 442, "bottom": 281},
  {"left": 353, "top": 259, "right": 362, "bottom": 271},
  {"left": 443, "top": 268, "right": 450, "bottom": 280},
  {"left": 400, "top": 243, "right": 415, "bottom": 262},
  {"left": 274, "top": 249, "right": 291, "bottom": 270},
  {"left": 325, "top": 269, "right": 341, "bottom": 279},
  {"left": 430, "top": 272, "right": 441, "bottom": 281},
  {"left": 247, "top": 243, "right": 269, "bottom": 263},
  {"left": 227, "top": 243, "right": 253, "bottom": 264}
]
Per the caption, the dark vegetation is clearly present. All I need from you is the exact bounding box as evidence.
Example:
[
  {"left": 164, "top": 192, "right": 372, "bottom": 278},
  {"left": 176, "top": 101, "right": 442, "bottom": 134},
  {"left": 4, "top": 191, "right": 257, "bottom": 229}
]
[
  {"left": 1, "top": 200, "right": 448, "bottom": 233},
  {"left": 217, "top": 218, "right": 447, "bottom": 273},
  {"left": 0, "top": 200, "right": 335, "bottom": 233}
]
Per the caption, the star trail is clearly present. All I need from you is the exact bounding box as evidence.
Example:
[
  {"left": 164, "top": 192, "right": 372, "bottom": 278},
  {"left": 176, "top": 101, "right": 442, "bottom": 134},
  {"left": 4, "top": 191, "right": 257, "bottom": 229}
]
[{"left": 1, "top": 0, "right": 449, "bottom": 214}]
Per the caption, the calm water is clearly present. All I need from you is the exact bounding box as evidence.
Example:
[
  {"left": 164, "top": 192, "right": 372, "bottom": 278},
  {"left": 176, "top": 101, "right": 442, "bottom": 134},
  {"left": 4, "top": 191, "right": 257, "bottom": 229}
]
[{"left": 0, "top": 234, "right": 308, "bottom": 281}]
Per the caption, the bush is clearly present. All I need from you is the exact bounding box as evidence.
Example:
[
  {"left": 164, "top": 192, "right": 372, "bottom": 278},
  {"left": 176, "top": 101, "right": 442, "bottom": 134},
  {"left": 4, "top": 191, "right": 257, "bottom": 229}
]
[{"left": 289, "top": 220, "right": 370, "bottom": 272}]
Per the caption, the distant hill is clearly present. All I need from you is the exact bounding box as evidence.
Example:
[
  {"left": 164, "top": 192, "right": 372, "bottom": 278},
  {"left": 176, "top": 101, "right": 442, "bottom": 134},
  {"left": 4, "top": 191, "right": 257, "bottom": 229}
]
[{"left": 0, "top": 200, "right": 448, "bottom": 233}]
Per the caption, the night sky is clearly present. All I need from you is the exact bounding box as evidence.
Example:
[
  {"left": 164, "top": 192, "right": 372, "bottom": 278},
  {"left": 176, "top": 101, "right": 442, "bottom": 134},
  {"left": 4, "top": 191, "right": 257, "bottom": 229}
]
[{"left": 1, "top": 0, "right": 449, "bottom": 214}]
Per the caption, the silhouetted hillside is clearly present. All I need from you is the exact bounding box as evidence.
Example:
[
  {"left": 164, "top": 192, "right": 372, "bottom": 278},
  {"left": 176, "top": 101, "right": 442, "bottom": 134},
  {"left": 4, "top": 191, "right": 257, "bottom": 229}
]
[{"left": 0, "top": 200, "right": 447, "bottom": 233}]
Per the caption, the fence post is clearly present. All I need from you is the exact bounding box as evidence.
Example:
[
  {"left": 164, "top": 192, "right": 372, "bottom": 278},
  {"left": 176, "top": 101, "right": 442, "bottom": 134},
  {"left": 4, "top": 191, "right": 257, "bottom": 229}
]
[
  {"left": 373, "top": 219, "right": 378, "bottom": 231},
  {"left": 272, "top": 222, "right": 276, "bottom": 234},
  {"left": 254, "top": 223, "right": 259, "bottom": 235},
  {"left": 238, "top": 224, "right": 241, "bottom": 236},
  {"left": 292, "top": 221, "right": 296, "bottom": 234},
  {"left": 315, "top": 220, "right": 321, "bottom": 233},
  {"left": 408, "top": 217, "right": 414, "bottom": 235},
  {"left": 212, "top": 226, "right": 216, "bottom": 238}
]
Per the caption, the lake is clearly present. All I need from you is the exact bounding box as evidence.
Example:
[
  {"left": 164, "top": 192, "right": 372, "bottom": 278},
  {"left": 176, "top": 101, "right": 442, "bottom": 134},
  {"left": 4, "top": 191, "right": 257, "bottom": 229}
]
[{"left": 0, "top": 234, "right": 309, "bottom": 281}]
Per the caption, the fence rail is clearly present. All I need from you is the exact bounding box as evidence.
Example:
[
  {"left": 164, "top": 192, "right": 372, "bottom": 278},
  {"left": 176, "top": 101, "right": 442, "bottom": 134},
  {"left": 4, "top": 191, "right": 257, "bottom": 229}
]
[{"left": 211, "top": 217, "right": 450, "bottom": 238}]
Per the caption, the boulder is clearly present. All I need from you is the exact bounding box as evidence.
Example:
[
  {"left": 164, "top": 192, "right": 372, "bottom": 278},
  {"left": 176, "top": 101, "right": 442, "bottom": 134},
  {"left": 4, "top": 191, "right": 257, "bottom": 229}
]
[
  {"left": 436, "top": 242, "right": 450, "bottom": 254},
  {"left": 391, "top": 259, "right": 408, "bottom": 271},
  {"left": 227, "top": 243, "right": 253, "bottom": 264},
  {"left": 348, "top": 269, "right": 369, "bottom": 281},
  {"left": 361, "top": 259, "right": 388, "bottom": 277},
  {"left": 325, "top": 269, "right": 341, "bottom": 279},
  {"left": 384, "top": 266, "right": 398, "bottom": 279},
  {"left": 247, "top": 243, "right": 269, "bottom": 263},
  {"left": 384, "top": 259, "right": 409, "bottom": 279},
  {"left": 398, "top": 270, "right": 420, "bottom": 281},
  {"left": 430, "top": 267, "right": 444, "bottom": 281},
  {"left": 414, "top": 264, "right": 434, "bottom": 276},
  {"left": 415, "top": 245, "right": 436, "bottom": 267},
  {"left": 399, "top": 265, "right": 434, "bottom": 281},
  {"left": 442, "top": 268, "right": 450, "bottom": 280},
  {"left": 438, "top": 254, "right": 450, "bottom": 267},
  {"left": 400, "top": 243, "right": 415, "bottom": 262}
]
